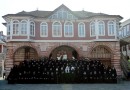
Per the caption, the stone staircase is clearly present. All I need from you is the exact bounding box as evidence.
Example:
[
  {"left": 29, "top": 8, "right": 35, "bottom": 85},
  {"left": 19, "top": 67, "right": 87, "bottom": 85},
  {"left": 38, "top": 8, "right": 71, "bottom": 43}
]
[{"left": 120, "top": 53, "right": 130, "bottom": 79}]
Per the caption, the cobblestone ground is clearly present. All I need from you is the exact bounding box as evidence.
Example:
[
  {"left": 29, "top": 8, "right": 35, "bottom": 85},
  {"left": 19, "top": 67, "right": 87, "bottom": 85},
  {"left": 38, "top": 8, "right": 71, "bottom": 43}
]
[{"left": 0, "top": 79, "right": 130, "bottom": 90}]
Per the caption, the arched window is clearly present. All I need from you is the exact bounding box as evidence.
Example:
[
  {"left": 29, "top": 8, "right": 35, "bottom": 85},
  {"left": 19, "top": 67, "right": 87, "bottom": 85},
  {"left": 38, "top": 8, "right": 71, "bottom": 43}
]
[
  {"left": 78, "top": 22, "right": 85, "bottom": 37},
  {"left": 52, "top": 21, "right": 62, "bottom": 37},
  {"left": 40, "top": 22, "right": 48, "bottom": 37},
  {"left": 64, "top": 22, "right": 73, "bottom": 37},
  {"left": 13, "top": 20, "right": 19, "bottom": 35},
  {"left": 98, "top": 21, "right": 105, "bottom": 36},
  {"left": 21, "top": 20, "right": 27, "bottom": 35},
  {"left": 30, "top": 22, "right": 35, "bottom": 36},
  {"left": 90, "top": 22, "right": 95, "bottom": 36},
  {"left": 7, "top": 22, "right": 10, "bottom": 36},
  {"left": 108, "top": 21, "right": 115, "bottom": 35},
  {"left": 50, "top": 9, "right": 77, "bottom": 20}
]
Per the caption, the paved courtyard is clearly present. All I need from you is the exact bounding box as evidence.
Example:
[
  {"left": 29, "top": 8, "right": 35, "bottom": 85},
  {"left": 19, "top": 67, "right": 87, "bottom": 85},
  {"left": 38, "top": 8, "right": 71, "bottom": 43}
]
[{"left": 0, "top": 78, "right": 130, "bottom": 90}]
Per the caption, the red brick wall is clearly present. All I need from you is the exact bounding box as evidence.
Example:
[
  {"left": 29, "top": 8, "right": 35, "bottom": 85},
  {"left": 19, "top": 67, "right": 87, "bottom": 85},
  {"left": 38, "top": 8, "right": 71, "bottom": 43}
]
[
  {"left": 5, "top": 41, "right": 121, "bottom": 77},
  {"left": 7, "top": 20, "right": 116, "bottom": 40}
]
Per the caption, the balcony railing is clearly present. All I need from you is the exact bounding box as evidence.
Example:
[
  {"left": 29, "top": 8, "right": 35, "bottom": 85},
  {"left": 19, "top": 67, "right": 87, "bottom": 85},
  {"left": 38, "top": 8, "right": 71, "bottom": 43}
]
[{"left": 118, "top": 31, "right": 130, "bottom": 39}]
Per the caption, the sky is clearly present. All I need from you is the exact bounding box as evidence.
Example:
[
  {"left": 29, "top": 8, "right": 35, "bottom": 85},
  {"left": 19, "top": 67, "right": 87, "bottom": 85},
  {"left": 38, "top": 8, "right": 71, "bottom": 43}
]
[{"left": 0, "top": 0, "right": 130, "bottom": 35}]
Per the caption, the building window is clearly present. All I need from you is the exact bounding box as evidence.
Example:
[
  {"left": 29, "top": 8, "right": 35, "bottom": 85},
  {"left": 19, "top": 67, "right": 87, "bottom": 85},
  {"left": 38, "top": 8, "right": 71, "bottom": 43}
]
[
  {"left": 13, "top": 20, "right": 19, "bottom": 35},
  {"left": 40, "top": 22, "right": 48, "bottom": 37},
  {"left": 123, "top": 26, "right": 127, "bottom": 37},
  {"left": 50, "top": 9, "right": 77, "bottom": 20},
  {"left": 30, "top": 22, "right": 35, "bottom": 36},
  {"left": 122, "top": 46, "right": 126, "bottom": 51},
  {"left": 78, "top": 22, "right": 85, "bottom": 37},
  {"left": 64, "top": 21, "right": 73, "bottom": 37},
  {"left": 7, "top": 22, "right": 10, "bottom": 36},
  {"left": 126, "top": 25, "right": 130, "bottom": 36},
  {"left": 52, "top": 21, "right": 62, "bottom": 37},
  {"left": 108, "top": 21, "right": 115, "bottom": 36},
  {"left": 98, "top": 21, "right": 105, "bottom": 36},
  {"left": 21, "top": 20, "right": 27, "bottom": 35},
  {"left": 118, "top": 30, "right": 122, "bottom": 38},
  {"left": 90, "top": 22, "right": 95, "bottom": 36}
]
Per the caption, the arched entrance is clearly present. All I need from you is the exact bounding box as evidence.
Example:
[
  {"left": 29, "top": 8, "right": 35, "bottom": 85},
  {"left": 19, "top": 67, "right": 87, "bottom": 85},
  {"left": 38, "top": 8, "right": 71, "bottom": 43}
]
[
  {"left": 13, "top": 46, "right": 38, "bottom": 65},
  {"left": 90, "top": 45, "right": 112, "bottom": 66},
  {"left": 49, "top": 45, "right": 78, "bottom": 60}
]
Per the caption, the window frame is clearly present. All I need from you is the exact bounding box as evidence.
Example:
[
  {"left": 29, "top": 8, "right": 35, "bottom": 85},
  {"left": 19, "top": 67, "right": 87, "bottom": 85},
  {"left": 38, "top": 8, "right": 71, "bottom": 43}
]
[
  {"left": 64, "top": 21, "right": 74, "bottom": 37},
  {"left": 108, "top": 21, "right": 115, "bottom": 36},
  {"left": 98, "top": 21, "right": 105, "bottom": 36},
  {"left": 20, "top": 20, "right": 27, "bottom": 35},
  {"left": 90, "top": 21, "right": 96, "bottom": 37},
  {"left": 52, "top": 21, "right": 62, "bottom": 37},
  {"left": 12, "top": 20, "right": 19, "bottom": 35},
  {"left": 7, "top": 22, "right": 11, "bottom": 36},
  {"left": 78, "top": 22, "right": 85, "bottom": 37},
  {"left": 30, "top": 21, "right": 35, "bottom": 36},
  {"left": 50, "top": 9, "right": 77, "bottom": 20},
  {"left": 40, "top": 22, "right": 48, "bottom": 37}
]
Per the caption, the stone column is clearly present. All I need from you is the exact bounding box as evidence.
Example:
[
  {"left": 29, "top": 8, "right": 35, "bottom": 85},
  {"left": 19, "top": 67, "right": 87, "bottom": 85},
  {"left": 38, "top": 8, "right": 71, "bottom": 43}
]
[{"left": 5, "top": 44, "right": 14, "bottom": 78}]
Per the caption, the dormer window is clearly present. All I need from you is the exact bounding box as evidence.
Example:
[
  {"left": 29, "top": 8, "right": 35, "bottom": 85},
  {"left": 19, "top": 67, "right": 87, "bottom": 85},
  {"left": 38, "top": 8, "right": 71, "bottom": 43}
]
[{"left": 49, "top": 8, "right": 77, "bottom": 20}]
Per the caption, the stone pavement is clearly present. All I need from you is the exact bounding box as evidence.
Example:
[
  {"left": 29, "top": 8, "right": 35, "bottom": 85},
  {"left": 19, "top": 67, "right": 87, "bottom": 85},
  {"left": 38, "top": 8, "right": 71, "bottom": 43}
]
[{"left": 0, "top": 79, "right": 130, "bottom": 90}]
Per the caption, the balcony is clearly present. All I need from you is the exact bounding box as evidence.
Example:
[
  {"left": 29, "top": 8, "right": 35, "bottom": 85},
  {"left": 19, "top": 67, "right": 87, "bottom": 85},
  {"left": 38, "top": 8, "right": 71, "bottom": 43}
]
[{"left": 118, "top": 31, "right": 130, "bottom": 43}]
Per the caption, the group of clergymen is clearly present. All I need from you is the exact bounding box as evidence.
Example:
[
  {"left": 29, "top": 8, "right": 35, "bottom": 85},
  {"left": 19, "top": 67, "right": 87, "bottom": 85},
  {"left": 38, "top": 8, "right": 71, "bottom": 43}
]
[{"left": 7, "top": 58, "right": 117, "bottom": 84}]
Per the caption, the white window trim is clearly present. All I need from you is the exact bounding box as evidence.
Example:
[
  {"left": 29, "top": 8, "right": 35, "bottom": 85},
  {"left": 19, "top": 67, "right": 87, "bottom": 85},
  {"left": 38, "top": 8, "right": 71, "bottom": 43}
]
[
  {"left": 40, "top": 22, "right": 48, "bottom": 37},
  {"left": 30, "top": 21, "right": 35, "bottom": 37},
  {"left": 52, "top": 21, "right": 62, "bottom": 37},
  {"left": 49, "top": 9, "right": 77, "bottom": 20},
  {"left": 108, "top": 21, "right": 115, "bottom": 36},
  {"left": 90, "top": 21, "right": 96, "bottom": 37},
  {"left": 126, "top": 25, "right": 130, "bottom": 36},
  {"left": 78, "top": 22, "right": 86, "bottom": 37},
  {"left": 12, "top": 20, "right": 20, "bottom": 36},
  {"left": 98, "top": 21, "right": 105, "bottom": 36},
  {"left": 20, "top": 20, "right": 27, "bottom": 36},
  {"left": 64, "top": 21, "right": 74, "bottom": 37},
  {"left": 7, "top": 22, "right": 10, "bottom": 36}
]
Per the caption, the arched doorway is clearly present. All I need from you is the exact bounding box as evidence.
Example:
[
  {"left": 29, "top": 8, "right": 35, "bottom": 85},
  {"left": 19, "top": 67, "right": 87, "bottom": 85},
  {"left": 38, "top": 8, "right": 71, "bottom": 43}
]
[
  {"left": 90, "top": 45, "right": 112, "bottom": 66},
  {"left": 13, "top": 46, "right": 38, "bottom": 65},
  {"left": 49, "top": 45, "right": 78, "bottom": 60}
]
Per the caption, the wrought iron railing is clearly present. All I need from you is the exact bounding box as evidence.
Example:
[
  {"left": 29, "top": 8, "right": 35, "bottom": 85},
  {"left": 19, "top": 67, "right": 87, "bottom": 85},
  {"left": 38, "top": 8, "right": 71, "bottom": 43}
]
[{"left": 120, "top": 53, "right": 130, "bottom": 78}]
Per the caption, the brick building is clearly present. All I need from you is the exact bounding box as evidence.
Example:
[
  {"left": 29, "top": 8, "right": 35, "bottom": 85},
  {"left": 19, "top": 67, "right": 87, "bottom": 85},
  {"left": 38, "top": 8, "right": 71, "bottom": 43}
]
[
  {"left": 0, "top": 31, "right": 6, "bottom": 77},
  {"left": 3, "top": 4, "right": 123, "bottom": 77}
]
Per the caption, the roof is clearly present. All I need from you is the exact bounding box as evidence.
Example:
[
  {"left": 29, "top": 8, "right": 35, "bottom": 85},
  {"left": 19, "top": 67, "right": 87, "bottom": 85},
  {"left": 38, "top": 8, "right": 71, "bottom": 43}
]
[{"left": 2, "top": 4, "right": 123, "bottom": 20}]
